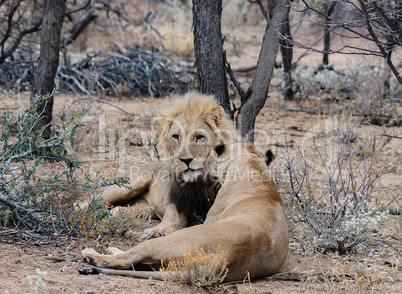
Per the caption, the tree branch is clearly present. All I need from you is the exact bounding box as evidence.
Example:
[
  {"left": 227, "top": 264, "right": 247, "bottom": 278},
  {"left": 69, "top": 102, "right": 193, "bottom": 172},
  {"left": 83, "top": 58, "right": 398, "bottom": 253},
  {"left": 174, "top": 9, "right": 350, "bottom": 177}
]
[
  {"left": 358, "top": 0, "right": 402, "bottom": 85},
  {"left": 65, "top": 0, "right": 92, "bottom": 17},
  {"left": 237, "top": 0, "right": 290, "bottom": 142}
]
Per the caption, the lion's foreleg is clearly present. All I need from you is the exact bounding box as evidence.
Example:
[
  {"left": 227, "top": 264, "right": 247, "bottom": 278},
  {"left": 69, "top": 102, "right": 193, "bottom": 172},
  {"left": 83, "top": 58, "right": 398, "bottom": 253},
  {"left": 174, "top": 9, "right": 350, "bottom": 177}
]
[
  {"left": 142, "top": 203, "right": 186, "bottom": 239},
  {"left": 101, "top": 185, "right": 136, "bottom": 206},
  {"left": 101, "top": 162, "right": 161, "bottom": 207}
]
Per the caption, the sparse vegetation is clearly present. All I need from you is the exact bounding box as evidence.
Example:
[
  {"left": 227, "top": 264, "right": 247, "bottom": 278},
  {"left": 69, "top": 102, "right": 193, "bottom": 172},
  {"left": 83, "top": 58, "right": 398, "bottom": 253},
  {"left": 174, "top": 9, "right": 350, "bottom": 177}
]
[
  {"left": 274, "top": 108, "right": 391, "bottom": 254},
  {"left": 0, "top": 94, "right": 128, "bottom": 236}
]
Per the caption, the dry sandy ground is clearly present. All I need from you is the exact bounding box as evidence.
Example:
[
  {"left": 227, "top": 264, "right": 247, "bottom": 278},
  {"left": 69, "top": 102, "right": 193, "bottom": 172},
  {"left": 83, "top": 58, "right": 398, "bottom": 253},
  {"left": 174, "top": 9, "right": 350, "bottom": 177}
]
[
  {"left": 0, "top": 93, "right": 401, "bottom": 293},
  {"left": 1, "top": 230, "right": 400, "bottom": 294}
]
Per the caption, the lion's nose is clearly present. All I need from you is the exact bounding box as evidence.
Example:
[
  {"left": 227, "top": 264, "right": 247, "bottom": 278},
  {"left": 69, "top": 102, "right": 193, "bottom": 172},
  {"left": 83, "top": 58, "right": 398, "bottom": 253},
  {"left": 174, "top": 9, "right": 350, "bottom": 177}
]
[{"left": 179, "top": 158, "right": 193, "bottom": 167}]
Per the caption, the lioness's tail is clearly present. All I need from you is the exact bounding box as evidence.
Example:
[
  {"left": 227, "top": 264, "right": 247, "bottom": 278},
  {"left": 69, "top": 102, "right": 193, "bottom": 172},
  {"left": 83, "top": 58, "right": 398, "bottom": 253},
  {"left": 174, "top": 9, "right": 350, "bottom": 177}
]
[{"left": 78, "top": 267, "right": 164, "bottom": 280}]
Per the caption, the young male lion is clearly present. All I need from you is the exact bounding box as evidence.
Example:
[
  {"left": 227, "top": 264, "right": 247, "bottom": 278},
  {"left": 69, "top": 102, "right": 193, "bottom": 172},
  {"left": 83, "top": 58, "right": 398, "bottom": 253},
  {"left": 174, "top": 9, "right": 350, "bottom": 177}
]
[
  {"left": 81, "top": 142, "right": 289, "bottom": 282},
  {"left": 97, "top": 92, "right": 239, "bottom": 238}
]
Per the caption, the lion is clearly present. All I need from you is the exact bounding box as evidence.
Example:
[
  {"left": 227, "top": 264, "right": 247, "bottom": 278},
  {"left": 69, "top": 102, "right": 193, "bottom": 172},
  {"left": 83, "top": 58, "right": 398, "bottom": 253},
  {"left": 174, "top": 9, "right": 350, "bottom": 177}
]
[
  {"left": 97, "top": 92, "right": 239, "bottom": 238},
  {"left": 80, "top": 142, "right": 289, "bottom": 282}
]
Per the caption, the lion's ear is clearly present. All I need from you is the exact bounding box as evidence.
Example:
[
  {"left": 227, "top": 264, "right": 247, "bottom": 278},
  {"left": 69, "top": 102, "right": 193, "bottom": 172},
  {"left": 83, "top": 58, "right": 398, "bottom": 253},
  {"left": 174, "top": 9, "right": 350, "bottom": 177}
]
[
  {"left": 265, "top": 149, "right": 276, "bottom": 166},
  {"left": 213, "top": 141, "right": 225, "bottom": 156},
  {"left": 156, "top": 112, "right": 174, "bottom": 151},
  {"left": 210, "top": 106, "right": 225, "bottom": 127},
  {"left": 157, "top": 110, "right": 173, "bottom": 129}
]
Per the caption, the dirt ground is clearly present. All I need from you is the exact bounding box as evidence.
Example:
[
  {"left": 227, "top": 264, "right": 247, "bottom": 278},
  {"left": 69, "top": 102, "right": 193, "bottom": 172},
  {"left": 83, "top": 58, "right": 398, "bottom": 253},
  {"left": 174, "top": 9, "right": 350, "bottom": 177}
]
[{"left": 0, "top": 93, "right": 401, "bottom": 293}]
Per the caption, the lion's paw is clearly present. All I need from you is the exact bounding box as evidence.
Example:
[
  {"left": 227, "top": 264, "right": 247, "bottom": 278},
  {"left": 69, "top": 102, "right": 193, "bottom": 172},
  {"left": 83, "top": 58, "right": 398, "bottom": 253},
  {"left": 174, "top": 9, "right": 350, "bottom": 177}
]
[
  {"left": 81, "top": 248, "right": 98, "bottom": 264},
  {"left": 142, "top": 225, "right": 175, "bottom": 239}
]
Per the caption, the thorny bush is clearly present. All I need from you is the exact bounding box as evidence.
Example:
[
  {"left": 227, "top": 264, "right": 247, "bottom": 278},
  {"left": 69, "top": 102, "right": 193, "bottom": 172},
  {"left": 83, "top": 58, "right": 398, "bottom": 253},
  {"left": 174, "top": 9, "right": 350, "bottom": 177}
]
[{"left": 0, "top": 94, "right": 129, "bottom": 236}]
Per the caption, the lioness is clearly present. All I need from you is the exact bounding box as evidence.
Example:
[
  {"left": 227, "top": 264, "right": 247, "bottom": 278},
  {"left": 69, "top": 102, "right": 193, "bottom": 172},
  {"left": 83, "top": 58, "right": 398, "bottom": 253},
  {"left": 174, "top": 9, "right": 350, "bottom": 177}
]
[
  {"left": 98, "top": 92, "right": 239, "bottom": 238},
  {"left": 81, "top": 142, "right": 289, "bottom": 282}
]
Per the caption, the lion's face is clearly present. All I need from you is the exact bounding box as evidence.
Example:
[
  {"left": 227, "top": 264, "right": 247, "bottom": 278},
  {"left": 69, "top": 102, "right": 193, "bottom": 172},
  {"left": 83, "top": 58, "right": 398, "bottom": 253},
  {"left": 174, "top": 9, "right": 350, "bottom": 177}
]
[
  {"left": 158, "top": 92, "right": 239, "bottom": 183},
  {"left": 166, "top": 115, "right": 216, "bottom": 182}
]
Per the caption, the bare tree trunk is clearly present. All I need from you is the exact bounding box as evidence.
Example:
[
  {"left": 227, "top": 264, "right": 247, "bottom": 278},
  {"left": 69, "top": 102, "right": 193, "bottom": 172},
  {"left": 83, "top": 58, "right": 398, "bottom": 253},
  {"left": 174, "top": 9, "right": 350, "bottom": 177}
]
[
  {"left": 323, "top": 2, "right": 337, "bottom": 65},
  {"left": 31, "top": 0, "right": 66, "bottom": 139},
  {"left": 280, "top": 9, "right": 293, "bottom": 100},
  {"left": 237, "top": 0, "right": 289, "bottom": 142},
  {"left": 192, "top": 0, "right": 231, "bottom": 115}
]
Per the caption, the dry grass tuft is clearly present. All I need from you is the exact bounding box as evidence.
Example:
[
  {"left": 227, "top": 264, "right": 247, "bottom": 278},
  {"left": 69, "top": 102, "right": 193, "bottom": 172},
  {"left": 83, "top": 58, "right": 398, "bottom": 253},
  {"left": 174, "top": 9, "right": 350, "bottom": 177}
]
[{"left": 160, "top": 246, "right": 229, "bottom": 287}]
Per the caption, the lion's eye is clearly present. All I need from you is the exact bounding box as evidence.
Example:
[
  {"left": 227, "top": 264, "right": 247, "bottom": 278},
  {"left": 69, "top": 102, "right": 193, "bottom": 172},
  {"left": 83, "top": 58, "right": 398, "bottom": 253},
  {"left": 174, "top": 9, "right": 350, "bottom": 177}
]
[
  {"left": 196, "top": 135, "right": 205, "bottom": 142},
  {"left": 172, "top": 134, "right": 179, "bottom": 141}
]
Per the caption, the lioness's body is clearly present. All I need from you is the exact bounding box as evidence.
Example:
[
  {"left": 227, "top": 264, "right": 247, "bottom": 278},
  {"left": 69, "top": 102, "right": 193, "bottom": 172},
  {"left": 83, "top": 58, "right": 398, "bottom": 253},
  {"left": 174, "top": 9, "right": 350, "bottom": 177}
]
[
  {"left": 82, "top": 143, "right": 289, "bottom": 282},
  {"left": 97, "top": 92, "right": 238, "bottom": 238}
]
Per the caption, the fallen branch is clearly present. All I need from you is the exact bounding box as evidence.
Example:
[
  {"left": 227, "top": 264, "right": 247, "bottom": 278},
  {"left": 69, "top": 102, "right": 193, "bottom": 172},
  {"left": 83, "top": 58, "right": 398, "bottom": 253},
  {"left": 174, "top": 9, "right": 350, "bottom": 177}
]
[{"left": 0, "top": 228, "right": 18, "bottom": 236}]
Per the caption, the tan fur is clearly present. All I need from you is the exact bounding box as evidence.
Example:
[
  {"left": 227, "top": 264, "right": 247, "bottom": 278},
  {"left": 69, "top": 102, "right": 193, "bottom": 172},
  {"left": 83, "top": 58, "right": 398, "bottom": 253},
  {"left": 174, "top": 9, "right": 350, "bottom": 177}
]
[
  {"left": 97, "top": 92, "right": 239, "bottom": 238},
  {"left": 81, "top": 143, "right": 289, "bottom": 282}
]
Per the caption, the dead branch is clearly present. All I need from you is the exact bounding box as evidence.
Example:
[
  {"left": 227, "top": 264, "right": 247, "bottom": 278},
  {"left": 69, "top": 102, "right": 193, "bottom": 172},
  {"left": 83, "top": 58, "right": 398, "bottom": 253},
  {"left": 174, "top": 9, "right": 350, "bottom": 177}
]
[
  {"left": 224, "top": 50, "right": 249, "bottom": 110},
  {"left": 112, "top": 41, "right": 128, "bottom": 55},
  {"left": 0, "top": 192, "right": 33, "bottom": 229},
  {"left": 63, "top": 8, "right": 98, "bottom": 46},
  {"left": 290, "top": 0, "right": 402, "bottom": 86},
  {"left": 0, "top": 0, "right": 43, "bottom": 65}
]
